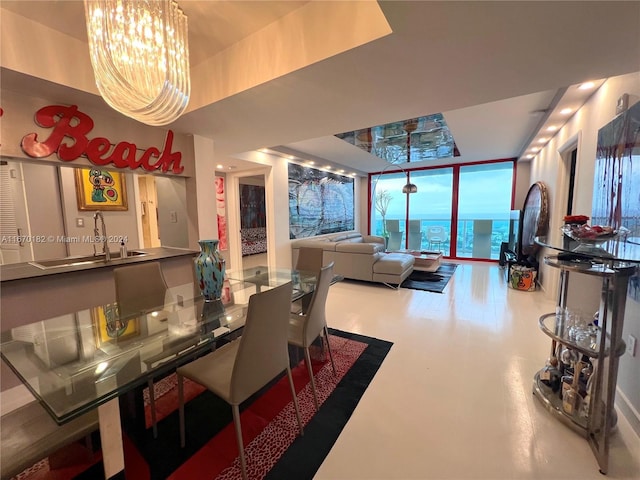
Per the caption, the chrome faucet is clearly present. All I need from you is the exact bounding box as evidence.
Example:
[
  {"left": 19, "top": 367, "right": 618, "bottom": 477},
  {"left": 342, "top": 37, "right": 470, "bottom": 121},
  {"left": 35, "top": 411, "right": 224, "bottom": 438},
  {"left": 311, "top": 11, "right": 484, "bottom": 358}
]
[{"left": 93, "top": 211, "right": 111, "bottom": 262}]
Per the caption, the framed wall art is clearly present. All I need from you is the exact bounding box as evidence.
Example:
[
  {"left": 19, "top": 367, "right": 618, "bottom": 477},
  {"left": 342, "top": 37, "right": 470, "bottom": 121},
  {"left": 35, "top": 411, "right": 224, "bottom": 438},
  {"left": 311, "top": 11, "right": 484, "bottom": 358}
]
[
  {"left": 92, "top": 303, "right": 139, "bottom": 346},
  {"left": 75, "top": 167, "right": 128, "bottom": 211},
  {"left": 288, "top": 163, "right": 354, "bottom": 239}
]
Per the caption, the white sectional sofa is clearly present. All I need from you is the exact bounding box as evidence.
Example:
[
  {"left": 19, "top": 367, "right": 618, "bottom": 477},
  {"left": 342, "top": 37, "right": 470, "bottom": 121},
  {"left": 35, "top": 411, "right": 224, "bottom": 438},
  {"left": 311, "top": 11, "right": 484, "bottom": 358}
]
[{"left": 291, "top": 232, "right": 415, "bottom": 287}]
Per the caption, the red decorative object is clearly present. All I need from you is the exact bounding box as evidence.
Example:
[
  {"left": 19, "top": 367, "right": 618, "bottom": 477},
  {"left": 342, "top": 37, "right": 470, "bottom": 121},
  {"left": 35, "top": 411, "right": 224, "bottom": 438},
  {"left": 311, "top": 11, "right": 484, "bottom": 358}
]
[
  {"left": 20, "top": 105, "right": 184, "bottom": 174},
  {"left": 215, "top": 177, "right": 228, "bottom": 250}
]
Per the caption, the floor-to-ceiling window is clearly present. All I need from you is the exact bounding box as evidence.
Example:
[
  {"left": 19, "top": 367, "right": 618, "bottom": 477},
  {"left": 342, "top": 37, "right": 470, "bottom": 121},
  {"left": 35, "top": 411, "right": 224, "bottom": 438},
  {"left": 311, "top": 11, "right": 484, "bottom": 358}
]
[
  {"left": 370, "top": 172, "right": 407, "bottom": 249},
  {"left": 369, "top": 160, "right": 514, "bottom": 260},
  {"left": 457, "top": 162, "right": 514, "bottom": 259},
  {"left": 408, "top": 168, "right": 454, "bottom": 255}
]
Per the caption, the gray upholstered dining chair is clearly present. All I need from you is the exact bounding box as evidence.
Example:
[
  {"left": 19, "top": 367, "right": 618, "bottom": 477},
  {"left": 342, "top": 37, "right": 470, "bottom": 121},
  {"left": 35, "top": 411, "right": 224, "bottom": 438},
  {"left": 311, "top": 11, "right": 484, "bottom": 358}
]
[
  {"left": 114, "top": 261, "right": 170, "bottom": 438},
  {"left": 292, "top": 246, "right": 325, "bottom": 314},
  {"left": 176, "top": 281, "right": 303, "bottom": 480},
  {"left": 114, "top": 261, "right": 169, "bottom": 320},
  {"left": 289, "top": 261, "right": 336, "bottom": 411},
  {"left": 295, "top": 246, "right": 324, "bottom": 272}
]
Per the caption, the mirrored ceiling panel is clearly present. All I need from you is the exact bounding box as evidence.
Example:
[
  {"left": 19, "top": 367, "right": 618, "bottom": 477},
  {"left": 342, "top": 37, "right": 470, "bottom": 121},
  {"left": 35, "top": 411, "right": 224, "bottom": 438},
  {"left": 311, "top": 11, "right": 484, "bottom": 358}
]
[{"left": 335, "top": 113, "right": 460, "bottom": 164}]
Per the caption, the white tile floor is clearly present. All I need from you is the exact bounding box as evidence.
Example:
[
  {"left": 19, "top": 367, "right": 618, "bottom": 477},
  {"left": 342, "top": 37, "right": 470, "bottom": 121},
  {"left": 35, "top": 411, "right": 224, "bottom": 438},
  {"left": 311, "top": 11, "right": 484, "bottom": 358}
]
[{"left": 315, "top": 261, "right": 640, "bottom": 480}]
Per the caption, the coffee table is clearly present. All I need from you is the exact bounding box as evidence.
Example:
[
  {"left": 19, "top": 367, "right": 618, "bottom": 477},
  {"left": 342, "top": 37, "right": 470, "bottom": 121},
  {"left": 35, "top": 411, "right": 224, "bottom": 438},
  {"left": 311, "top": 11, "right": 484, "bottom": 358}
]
[{"left": 390, "top": 250, "right": 443, "bottom": 272}]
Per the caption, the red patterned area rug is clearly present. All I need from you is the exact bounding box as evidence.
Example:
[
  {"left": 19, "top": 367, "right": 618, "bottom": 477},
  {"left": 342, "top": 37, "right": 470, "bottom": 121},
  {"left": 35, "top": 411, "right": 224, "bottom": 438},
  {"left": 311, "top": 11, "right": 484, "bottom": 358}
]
[
  {"left": 11, "top": 330, "right": 392, "bottom": 480},
  {"left": 170, "top": 334, "right": 367, "bottom": 480}
]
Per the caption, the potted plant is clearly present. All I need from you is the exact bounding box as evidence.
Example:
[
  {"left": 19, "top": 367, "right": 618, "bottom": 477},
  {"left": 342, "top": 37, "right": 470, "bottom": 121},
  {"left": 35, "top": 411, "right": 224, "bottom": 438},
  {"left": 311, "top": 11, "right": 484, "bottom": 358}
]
[{"left": 375, "top": 190, "right": 392, "bottom": 248}]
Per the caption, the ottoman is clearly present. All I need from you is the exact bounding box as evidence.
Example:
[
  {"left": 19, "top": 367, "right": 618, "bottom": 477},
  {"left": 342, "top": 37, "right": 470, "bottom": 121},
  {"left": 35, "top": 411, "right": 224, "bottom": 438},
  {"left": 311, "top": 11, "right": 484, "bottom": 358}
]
[{"left": 372, "top": 253, "right": 415, "bottom": 288}]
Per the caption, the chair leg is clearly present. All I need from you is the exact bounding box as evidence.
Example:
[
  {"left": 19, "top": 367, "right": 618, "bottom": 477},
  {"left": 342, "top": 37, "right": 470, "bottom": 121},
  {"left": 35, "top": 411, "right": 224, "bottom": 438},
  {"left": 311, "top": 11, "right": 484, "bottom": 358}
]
[
  {"left": 148, "top": 378, "right": 158, "bottom": 438},
  {"left": 232, "top": 404, "right": 248, "bottom": 480},
  {"left": 286, "top": 366, "right": 304, "bottom": 436},
  {"left": 304, "top": 347, "right": 320, "bottom": 411},
  {"left": 178, "top": 373, "right": 186, "bottom": 448},
  {"left": 323, "top": 325, "right": 336, "bottom": 376}
]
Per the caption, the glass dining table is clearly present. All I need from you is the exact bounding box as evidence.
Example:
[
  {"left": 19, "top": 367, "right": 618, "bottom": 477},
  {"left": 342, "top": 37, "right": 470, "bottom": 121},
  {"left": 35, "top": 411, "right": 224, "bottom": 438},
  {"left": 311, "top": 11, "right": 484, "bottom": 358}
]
[{"left": 0, "top": 265, "right": 321, "bottom": 479}]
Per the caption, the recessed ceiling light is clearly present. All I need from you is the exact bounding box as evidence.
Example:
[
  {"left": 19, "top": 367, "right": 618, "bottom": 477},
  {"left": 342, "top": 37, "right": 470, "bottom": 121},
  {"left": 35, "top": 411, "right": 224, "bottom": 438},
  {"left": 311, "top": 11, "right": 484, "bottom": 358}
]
[
  {"left": 324, "top": 165, "right": 332, "bottom": 169},
  {"left": 530, "top": 147, "right": 540, "bottom": 152},
  {"left": 560, "top": 108, "right": 573, "bottom": 115},
  {"left": 287, "top": 155, "right": 295, "bottom": 160},
  {"left": 525, "top": 154, "right": 534, "bottom": 159},
  {"left": 546, "top": 126, "right": 558, "bottom": 132},
  {"left": 538, "top": 137, "right": 548, "bottom": 143},
  {"left": 259, "top": 148, "right": 269, "bottom": 153},
  {"left": 338, "top": 169, "right": 345, "bottom": 173},
  {"left": 216, "top": 164, "right": 224, "bottom": 169},
  {"left": 579, "top": 82, "right": 595, "bottom": 90},
  {"left": 350, "top": 172, "right": 357, "bottom": 176},
  {"left": 307, "top": 161, "right": 315, "bottom": 165}
]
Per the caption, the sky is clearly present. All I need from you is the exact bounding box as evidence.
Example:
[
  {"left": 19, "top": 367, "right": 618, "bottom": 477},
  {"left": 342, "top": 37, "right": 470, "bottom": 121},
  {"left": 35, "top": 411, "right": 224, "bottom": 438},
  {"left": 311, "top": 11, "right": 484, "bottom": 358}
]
[{"left": 373, "top": 162, "right": 514, "bottom": 221}]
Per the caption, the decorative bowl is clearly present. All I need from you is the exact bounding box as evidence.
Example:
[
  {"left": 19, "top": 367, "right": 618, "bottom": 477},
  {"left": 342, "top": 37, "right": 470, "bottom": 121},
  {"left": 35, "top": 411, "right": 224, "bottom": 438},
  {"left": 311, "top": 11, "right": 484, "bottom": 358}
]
[{"left": 561, "top": 225, "right": 618, "bottom": 257}]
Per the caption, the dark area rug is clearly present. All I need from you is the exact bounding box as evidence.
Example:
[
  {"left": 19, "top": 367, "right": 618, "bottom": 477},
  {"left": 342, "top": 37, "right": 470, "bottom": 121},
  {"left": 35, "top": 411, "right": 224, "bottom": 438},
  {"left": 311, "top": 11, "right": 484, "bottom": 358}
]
[
  {"left": 400, "top": 262, "right": 458, "bottom": 293},
  {"left": 67, "top": 329, "right": 392, "bottom": 480}
]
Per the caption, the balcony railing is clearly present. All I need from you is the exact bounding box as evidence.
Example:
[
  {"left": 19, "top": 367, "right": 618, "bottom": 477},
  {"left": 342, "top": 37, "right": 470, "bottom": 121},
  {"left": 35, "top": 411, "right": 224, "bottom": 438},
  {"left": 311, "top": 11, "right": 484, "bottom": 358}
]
[{"left": 373, "top": 217, "right": 511, "bottom": 259}]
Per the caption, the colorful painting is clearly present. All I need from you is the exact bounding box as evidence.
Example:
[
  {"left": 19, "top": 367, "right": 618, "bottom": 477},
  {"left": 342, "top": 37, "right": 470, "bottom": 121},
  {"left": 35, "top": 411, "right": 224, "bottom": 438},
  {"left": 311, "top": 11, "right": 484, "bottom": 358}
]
[
  {"left": 592, "top": 101, "right": 640, "bottom": 234},
  {"left": 288, "top": 164, "right": 354, "bottom": 239},
  {"left": 75, "top": 167, "right": 128, "bottom": 211},
  {"left": 215, "top": 176, "right": 228, "bottom": 250},
  {"left": 92, "top": 303, "right": 139, "bottom": 346},
  {"left": 592, "top": 100, "right": 640, "bottom": 300}
]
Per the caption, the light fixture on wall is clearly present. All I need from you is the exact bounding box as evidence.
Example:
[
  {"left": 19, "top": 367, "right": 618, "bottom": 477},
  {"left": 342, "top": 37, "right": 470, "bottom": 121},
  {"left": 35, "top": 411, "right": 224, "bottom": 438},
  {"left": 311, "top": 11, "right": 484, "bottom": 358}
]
[{"left": 84, "top": 0, "right": 190, "bottom": 126}]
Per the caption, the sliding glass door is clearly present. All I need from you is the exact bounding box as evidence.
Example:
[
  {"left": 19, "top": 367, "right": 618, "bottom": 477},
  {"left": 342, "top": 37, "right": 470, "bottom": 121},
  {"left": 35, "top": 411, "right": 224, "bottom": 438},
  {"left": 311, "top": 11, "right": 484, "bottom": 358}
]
[
  {"left": 369, "top": 160, "right": 514, "bottom": 260},
  {"left": 371, "top": 172, "right": 407, "bottom": 249},
  {"left": 407, "top": 169, "right": 453, "bottom": 254},
  {"left": 456, "top": 163, "right": 514, "bottom": 259}
]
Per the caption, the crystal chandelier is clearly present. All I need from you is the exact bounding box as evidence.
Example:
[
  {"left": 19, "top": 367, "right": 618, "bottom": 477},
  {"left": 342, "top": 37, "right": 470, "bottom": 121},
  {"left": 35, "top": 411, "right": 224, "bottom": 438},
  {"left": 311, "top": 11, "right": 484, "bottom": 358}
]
[{"left": 84, "top": 0, "right": 190, "bottom": 126}]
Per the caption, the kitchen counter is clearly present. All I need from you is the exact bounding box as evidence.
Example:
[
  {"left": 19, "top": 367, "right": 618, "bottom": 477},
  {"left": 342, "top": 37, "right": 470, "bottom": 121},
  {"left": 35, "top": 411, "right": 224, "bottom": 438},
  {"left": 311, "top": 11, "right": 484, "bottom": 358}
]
[
  {"left": 1, "top": 246, "right": 200, "bottom": 391},
  {"left": 0, "top": 246, "right": 199, "bottom": 282}
]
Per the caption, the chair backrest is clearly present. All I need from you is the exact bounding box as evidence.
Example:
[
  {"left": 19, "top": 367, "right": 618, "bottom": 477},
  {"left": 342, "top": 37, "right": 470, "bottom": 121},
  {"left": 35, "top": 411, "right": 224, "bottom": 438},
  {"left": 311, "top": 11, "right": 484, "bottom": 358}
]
[
  {"left": 408, "top": 220, "right": 422, "bottom": 250},
  {"left": 114, "top": 262, "right": 169, "bottom": 319},
  {"left": 301, "top": 262, "right": 334, "bottom": 347},
  {"left": 230, "top": 281, "right": 293, "bottom": 404},
  {"left": 427, "top": 226, "right": 447, "bottom": 241},
  {"left": 385, "top": 219, "right": 400, "bottom": 232},
  {"left": 295, "top": 247, "right": 324, "bottom": 273}
]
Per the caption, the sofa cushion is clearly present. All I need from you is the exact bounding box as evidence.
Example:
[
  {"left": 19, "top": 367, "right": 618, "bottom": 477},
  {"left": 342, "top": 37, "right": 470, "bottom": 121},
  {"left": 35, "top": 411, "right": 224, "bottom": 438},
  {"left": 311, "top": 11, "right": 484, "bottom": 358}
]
[
  {"left": 335, "top": 242, "right": 384, "bottom": 254},
  {"left": 373, "top": 253, "right": 415, "bottom": 275},
  {"left": 331, "top": 234, "right": 349, "bottom": 242},
  {"left": 362, "top": 235, "right": 385, "bottom": 245}
]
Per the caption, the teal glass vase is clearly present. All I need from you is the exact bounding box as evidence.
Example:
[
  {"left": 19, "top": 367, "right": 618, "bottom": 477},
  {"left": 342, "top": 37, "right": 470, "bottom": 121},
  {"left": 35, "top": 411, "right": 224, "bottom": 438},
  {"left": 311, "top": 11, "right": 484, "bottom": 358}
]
[{"left": 194, "top": 239, "right": 226, "bottom": 301}]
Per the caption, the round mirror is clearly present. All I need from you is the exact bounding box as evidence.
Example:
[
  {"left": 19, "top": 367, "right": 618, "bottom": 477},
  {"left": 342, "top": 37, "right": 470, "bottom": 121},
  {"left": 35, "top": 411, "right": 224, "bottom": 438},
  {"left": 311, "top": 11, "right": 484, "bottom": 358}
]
[{"left": 520, "top": 182, "right": 549, "bottom": 257}]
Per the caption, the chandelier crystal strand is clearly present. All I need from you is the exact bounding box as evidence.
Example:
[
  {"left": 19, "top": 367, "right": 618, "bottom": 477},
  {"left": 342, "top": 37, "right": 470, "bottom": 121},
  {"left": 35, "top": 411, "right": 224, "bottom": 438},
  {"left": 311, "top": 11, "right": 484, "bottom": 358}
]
[{"left": 84, "top": 0, "right": 190, "bottom": 126}]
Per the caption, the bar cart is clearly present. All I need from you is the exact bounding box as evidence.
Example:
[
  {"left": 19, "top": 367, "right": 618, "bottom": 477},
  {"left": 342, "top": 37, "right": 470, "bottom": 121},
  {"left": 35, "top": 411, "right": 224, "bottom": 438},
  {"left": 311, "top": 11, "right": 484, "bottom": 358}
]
[{"left": 533, "top": 235, "right": 639, "bottom": 474}]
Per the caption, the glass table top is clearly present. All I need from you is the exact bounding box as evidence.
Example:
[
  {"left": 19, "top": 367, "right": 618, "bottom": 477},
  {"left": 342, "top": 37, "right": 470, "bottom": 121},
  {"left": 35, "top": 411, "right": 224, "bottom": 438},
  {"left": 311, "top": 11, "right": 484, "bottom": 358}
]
[
  {"left": 226, "top": 265, "right": 318, "bottom": 298},
  {"left": 0, "top": 266, "right": 320, "bottom": 424},
  {"left": 535, "top": 235, "right": 640, "bottom": 264}
]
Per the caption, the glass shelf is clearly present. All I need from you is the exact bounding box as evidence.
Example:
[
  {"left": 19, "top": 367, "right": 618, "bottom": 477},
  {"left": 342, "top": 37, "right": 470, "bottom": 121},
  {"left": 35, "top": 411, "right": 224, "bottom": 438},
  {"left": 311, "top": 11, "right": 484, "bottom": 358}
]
[
  {"left": 533, "top": 372, "right": 588, "bottom": 433},
  {"left": 535, "top": 235, "right": 640, "bottom": 263},
  {"left": 538, "top": 313, "right": 626, "bottom": 359},
  {"left": 542, "top": 256, "right": 637, "bottom": 278}
]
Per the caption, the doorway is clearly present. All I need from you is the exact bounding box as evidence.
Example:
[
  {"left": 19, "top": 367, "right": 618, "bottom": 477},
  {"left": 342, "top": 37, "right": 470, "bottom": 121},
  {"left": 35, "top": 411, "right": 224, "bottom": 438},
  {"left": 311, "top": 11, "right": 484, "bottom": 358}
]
[
  {"left": 239, "top": 175, "right": 267, "bottom": 270},
  {"left": 137, "top": 175, "right": 161, "bottom": 248}
]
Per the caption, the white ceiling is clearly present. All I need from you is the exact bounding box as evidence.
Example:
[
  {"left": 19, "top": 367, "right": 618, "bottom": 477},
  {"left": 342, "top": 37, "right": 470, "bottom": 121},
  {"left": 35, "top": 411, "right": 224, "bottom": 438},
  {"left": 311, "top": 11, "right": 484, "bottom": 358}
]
[{"left": 2, "top": 1, "right": 639, "bottom": 175}]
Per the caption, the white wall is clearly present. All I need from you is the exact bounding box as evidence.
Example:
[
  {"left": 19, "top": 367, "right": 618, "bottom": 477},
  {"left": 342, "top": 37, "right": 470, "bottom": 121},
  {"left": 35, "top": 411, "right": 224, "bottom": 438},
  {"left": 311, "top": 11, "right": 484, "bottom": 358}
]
[
  {"left": 156, "top": 176, "right": 189, "bottom": 248},
  {"left": 528, "top": 71, "right": 640, "bottom": 435}
]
